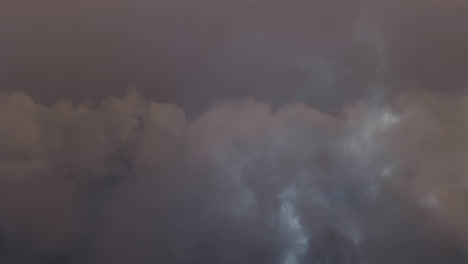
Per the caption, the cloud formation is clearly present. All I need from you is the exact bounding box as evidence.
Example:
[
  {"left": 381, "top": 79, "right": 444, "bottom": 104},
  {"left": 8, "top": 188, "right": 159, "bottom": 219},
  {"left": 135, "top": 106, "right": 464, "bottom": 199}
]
[
  {"left": 1, "top": 90, "right": 467, "bottom": 263},
  {"left": 2, "top": 1, "right": 468, "bottom": 262}
]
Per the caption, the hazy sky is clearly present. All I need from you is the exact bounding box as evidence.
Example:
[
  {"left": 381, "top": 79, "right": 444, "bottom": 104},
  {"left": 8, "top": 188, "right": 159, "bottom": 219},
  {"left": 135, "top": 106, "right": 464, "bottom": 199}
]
[{"left": 1, "top": 0, "right": 468, "bottom": 263}]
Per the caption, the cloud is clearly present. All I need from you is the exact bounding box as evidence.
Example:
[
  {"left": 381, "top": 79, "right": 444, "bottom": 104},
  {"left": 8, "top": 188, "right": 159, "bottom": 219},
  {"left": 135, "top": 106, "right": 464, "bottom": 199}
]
[
  {"left": 2, "top": 1, "right": 468, "bottom": 263},
  {"left": 0, "top": 90, "right": 467, "bottom": 263}
]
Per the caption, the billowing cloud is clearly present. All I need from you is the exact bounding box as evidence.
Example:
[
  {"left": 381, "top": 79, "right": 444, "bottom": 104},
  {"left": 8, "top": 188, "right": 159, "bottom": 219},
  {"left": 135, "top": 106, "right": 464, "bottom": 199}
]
[
  {"left": 1, "top": 1, "right": 468, "bottom": 262},
  {"left": 0, "top": 90, "right": 467, "bottom": 263}
]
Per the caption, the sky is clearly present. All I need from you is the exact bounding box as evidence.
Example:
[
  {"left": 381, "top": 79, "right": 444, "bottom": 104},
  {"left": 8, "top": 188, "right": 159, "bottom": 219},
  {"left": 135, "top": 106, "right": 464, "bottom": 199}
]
[{"left": 1, "top": 0, "right": 468, "bottom": 263}]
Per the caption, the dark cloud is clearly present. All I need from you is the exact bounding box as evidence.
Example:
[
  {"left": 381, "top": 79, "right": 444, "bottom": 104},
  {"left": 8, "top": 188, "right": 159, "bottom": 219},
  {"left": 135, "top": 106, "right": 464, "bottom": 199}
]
[
  {"left": 0, "top": 91, "right": 467, "bottom": 263},
  {"left": 1, "top": 1, "right": 468, "bottom": 263}
]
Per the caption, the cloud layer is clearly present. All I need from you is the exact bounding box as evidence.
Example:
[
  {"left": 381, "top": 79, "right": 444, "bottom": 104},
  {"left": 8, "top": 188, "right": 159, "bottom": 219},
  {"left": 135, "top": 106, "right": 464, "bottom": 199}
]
[
  {"left": 2, "top": 0, "right": 468, "bottom": 114},
  {"left": 2, "top": 1, "right": 468, "bottom": 262},
  {"left": 1, "top": 90, "right": 467, "bottom": 263}
]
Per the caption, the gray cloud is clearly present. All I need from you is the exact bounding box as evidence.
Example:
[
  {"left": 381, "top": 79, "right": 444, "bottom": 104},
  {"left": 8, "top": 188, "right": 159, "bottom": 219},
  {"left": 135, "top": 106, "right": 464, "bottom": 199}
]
[
  {"left": 0, "top": 90, "right": 467, "bottom": 263},
  {"left": 2, "top": 1, "right": 468, "bottom": 263}
]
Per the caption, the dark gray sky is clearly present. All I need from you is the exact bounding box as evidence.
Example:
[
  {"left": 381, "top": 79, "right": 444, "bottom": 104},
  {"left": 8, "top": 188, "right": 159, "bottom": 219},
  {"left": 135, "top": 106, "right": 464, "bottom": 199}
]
[
  {"left": 1, "top": 1, "right": 468, "bottom": 264},
  {"left": 2, "top": 0, "right": 468, "bottom": 112}
]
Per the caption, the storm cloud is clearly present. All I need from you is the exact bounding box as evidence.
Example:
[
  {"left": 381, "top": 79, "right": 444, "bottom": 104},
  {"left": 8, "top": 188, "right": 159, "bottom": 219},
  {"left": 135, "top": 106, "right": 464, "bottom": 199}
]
[
  {"left": 2, "top": 0, "right": 468, "bottom": 263},
  {"left": 0, "top": 90, "right": 467, "bottom": 263}
]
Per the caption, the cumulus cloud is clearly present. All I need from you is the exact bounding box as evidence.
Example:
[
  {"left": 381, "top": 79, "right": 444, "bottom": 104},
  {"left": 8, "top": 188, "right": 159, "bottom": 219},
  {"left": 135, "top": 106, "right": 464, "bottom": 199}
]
[
  {"left": 0, "top": 90, "right": 467, "bottom": 263},
  {"left": 2, "top": 0, "right": 468, "bottom": 263}
]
